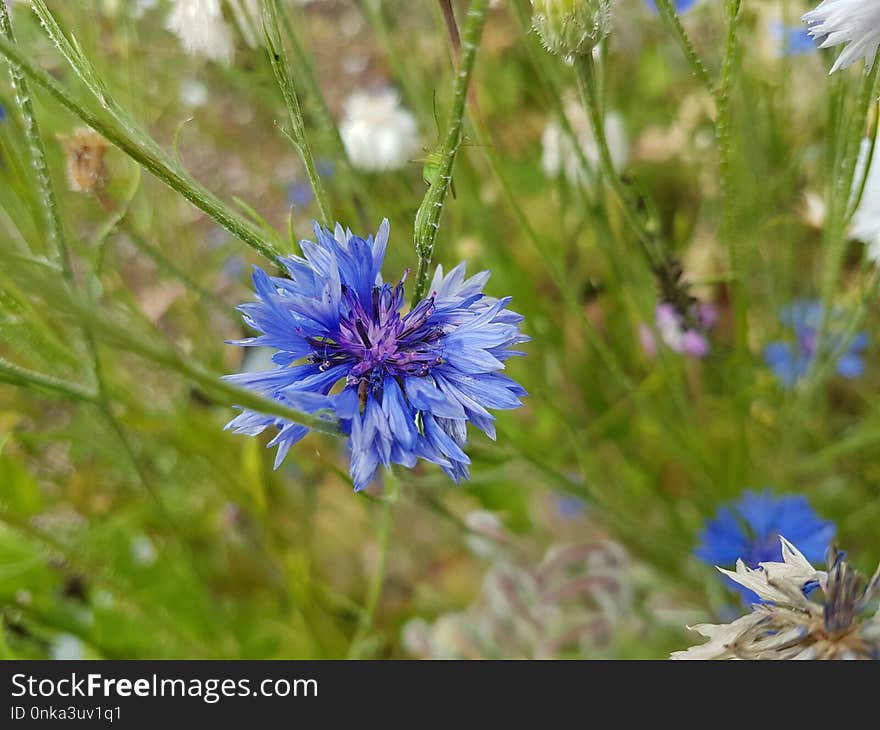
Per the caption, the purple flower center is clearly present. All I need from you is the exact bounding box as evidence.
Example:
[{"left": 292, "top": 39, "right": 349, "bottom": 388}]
[{"left": 307, "top": 279, "right": 444, "bottom": 398}]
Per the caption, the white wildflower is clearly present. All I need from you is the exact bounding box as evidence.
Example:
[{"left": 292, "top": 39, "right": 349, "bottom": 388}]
[
  {"left": 339, "top": 89, "right": 420, "bottom": 172},
  {"left": 541, "top": 96, "right": 628, "bottom": 187},
  {"left": 803, "top": 0, "right": 880, "bottom": 73},
  {"left": 672, "top": 537, "right": 880, "bottom": 660},
  {"left": 180, "top": 78, "right": 209, "bottom": 108},
  {"left": 166, "top": 0, "right": 235, "bottom": 66}
]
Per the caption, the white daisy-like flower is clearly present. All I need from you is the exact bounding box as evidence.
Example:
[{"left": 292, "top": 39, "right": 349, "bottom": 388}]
[
  {"left": 850, "top": 135, "right": 880, "bottom": 262},
  {"left": 166, "top": 0, "right": 235, "bottom": 66},
  {"left": 339, "top": 89, "right": 420, "bottom": 172},
  {"left": 541, "top": 96, "right": 628, "bottom": 187},
  {"left": 672, "top": 537, "right": 880, "bottom": 660},
  {"left": 802, "top": 0, "right": 880, "bottom": 73}
]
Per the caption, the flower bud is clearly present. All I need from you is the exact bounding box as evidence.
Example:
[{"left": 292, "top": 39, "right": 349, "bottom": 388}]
[{"left": 531, "top": 0, "right": 611, "bottom": 57}]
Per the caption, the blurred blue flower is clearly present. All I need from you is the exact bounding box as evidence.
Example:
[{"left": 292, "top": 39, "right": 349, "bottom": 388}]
[
  {"left": 696, "top": 489, "right": 835, "bottom": 604},
  {"left": 763, "top": 299, "right": 867, "bottom": 387},
  {"left": 224, "top": 220, "right": 528, "bottom": 491},
  {"left": 317, "top": 158, "right": 335, "bottom": 180},
  {"left": 645, "top": 0, "right": 700, "bottom": 13},
  {"left": 222, "top": 254, "right": 245, "bottom": 280},
  {"left": 0, "top": 104, "right": 6, "bottom": 123},
  {"left": 555, "top": 493, "right": 587, "bottom": 519},
  {"left": 772, "top": 23, "right": 816, "bottom": 57},
  {"left": 286, "top": 182, "right": 313, "bottom": 208}
]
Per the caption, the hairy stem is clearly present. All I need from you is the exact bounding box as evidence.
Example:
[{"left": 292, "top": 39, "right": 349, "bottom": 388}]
[
  {"left": 262, "top": 0, "right": 332, "bottom": 227},
  {"left": 411, "top": 0, "right": 489, "bottom": 304},
  {"left": 654, "top": 0, "right": 714, "bottom": 94}
]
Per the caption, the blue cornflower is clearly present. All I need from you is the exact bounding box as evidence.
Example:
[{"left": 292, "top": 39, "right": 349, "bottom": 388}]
[
  {"left": 696, "top": 489, "right": 835, "bottom": 604},
  {"left": 763, "top": 299, "right": 868, "bottom": 387},
  {"left": 224, "top": 220, "right": 528, "bottom": 491},
  {"left": 645, "top": 0, "right": 700, "bottom": 14}
]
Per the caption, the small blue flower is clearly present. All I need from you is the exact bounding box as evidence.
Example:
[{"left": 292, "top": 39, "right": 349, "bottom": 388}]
[
  {"left": 224, "top": 220, "right": 528, "bottom": 491},
  {"left": 286, "top": 182, "right": 313, "bottom": 207},
  {"left": 645, "top": 0, "right": 700, "bottom": 14},
  {"left": 763, "top": 299, "right": 867, "bottom": 387},
  {"left": 0, "top": 104, "right": 6, "bottom": 123},
  {"left": 555, "top": 493, "right": 587, "bottom": 519},
  {"left": 696, "top": 489, "right": 835, "bottom": 604},
  {"left": 772, "top": 23, "right": 817, "bottom": 57}
]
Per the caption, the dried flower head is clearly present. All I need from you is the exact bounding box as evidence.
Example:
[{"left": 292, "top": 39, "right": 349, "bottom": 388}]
[
  {"left": 59, "top": 127, "right": 109, "bottom": 194},
  {"left": 531, "top": 0, "right": 612, "bottom": 58},
  {"left": 403, "top": 517, "right": 635, "bottom": 660},
  {"left": 672, "top": 537, "right": 880, "bottom": 660}
]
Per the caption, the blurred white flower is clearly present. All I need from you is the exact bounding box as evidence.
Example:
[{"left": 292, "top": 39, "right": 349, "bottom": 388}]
[
  {"left": 850, "top": 136, "right": 880, "bottom": 262},
  {"left": 339, "top": 89, "right": 420, "bottom": 172},
  {"left": 803, "top": 0, "right": 880, "bottom": 73},
  {"left": 134, "top": 0, "right": 159, "bottom": 19},
  {"left": 130, "top": 535, "right": 158, "bottom": 566},
  {"left": 541, "top": 97, "right": 628, "bottom": 187},
  {"left": 463, "top": 510, "right": 511, "bottom": 560},
  {"left": 180, "top": 78, "right": 209, "bottom": 108},
  {"left": 50, "top": 633, "right": 86, "bottom": 661},
  {"left": 166, "top": 0, "right": 235, "bottom": 65},
  {"left": 672, "top": 537, "right": 880, "bottom": 660}
]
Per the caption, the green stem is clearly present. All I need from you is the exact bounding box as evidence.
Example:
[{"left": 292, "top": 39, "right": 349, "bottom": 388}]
[
  {"left": 654, "top": 0, "right": 714, "bottom": 94},
  {"left": 812, "top": 65, "right": 879, "bottom": 385},
  {"left": 277, "top": 6, "right": 371, "bottom": 229},
  {"left": 411, "top": 0, "right": 489, "bottom": 304},
  {"left": 715, "top": 0, "right": 745, "bottom": 351},
  {"left": 0, "top": 357, "right": 98, "bottom": 403},
  {"left": 0, "top": 3, "right": 72, "bottom": 279},
  {"left": 262, "top": 0, "right": 332, "bottom": 227},
  {"left": 573, "top": 52, "right": 661, "bottom": 269}
]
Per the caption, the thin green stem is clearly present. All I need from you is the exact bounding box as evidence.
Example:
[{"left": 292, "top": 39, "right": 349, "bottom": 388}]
[
  {"left": 276, "top": 8, "right": 370, "bottom": 226},
  {"left": 715, "top": 0, "right": 745, "bottom": 351},
  {"left": 262, "top": 0, "right": 332, "bottom": 227},
  {"left": 0, "top": 3, "right": 72, "bottom": 279},
  {"left": 0, "top": 357, "right": 98, "bottom": 403},
  {"left": 654, "top": 0, "right": 714, "bottom": 94},
  {"left": 411, "top": 0, "right": 489, "bottom": 304},
  {"left": 573, "top": 52, "right": 661, "bottom": 270},
  {"left": 811, "top": 65, "right": 879, "bottom": 389}
]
